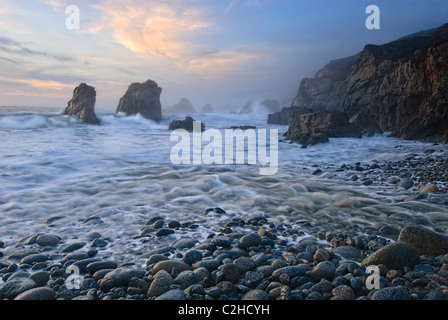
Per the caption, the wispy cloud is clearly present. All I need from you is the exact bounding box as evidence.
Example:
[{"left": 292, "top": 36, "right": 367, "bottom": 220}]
[
  {"left": 0, "top": 36, "right": 73, "bottom": 62},
  {"left": 89, "top": 0, "right": 262, "bottom": 78}
]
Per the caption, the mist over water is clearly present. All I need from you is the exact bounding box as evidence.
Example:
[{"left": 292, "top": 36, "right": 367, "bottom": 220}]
[{"left": 0, "top": 108, "right": 447, "bottom": 265}]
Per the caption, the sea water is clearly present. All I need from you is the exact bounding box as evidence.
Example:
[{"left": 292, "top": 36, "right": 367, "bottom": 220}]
[{"left": 0, "top": 106, "right": 447, "bottom": 265}]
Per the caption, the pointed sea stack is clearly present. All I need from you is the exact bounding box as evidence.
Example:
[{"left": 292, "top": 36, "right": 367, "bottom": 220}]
[
  {"left": 64, "top": 83, "right": 100, "bottom": 125},
  {"left": 116, "top": 80, "right": 162, "bottom": 122}
]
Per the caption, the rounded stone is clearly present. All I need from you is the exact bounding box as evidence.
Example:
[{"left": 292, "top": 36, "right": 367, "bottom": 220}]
[
  {"left": 147, "top": 270, "right": 173, "bottom": 298},
  {"left": 36, "top": 234, "right": 60, "bottom": 247},
  {"left": 221, "top": 263, "right": 241, "bottom": 284},
  {"left": 14, "top": 287, "right": 56, "bottom": 300},
  {"left": 361, "top": 242, "right": 420, "bottom": 270},
  {"left": 29, "top": 271, "right": 50, "bottom": 287},
  {"left": 371, "top": 286, "right": 410, "bottom": 300},
  {"left": 242, "top": 289, "right": 270, "bottom": 300},
  {"left": 152, "top": 260, "right": 189, "bottom": 276},
  {"left": 331, "top": 285, "right": 355, "bottom": 300},
  {"left": 238, "top": 233, "right": 262, "bottom": 249},
  {"left": 310, "top": 261, "right": 336, "bottom": 282}
]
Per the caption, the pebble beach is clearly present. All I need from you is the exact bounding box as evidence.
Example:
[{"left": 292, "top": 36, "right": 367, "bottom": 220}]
[{"left": 1, "top": 151, "right": 447, "bottom": 301}]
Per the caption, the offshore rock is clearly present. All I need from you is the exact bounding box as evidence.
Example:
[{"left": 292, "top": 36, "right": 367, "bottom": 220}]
[
  {"left": 64, "top": 83, "right": 100, "bottom": 125},
  {"left": 116, "top": 80, "right": 162, "bottom": 122},
  {"left": 285, "top": 110, "right": 361, "bottom": 147}
]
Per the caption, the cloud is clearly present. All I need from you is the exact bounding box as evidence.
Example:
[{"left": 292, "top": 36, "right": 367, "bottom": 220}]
[
  {"left": 0, "top": 36, "right": 73, "bottom": 62},
  {"left": 89, "top": 0, "right": 262, "bottom": 78}
]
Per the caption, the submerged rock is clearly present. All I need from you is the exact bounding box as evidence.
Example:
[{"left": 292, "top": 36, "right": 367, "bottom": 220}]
[
  {"left": 64, "top": 83, "right": 100, "bottom": 125},
  {"left": 168, "top": 116, "right": 205, "bottom": 132}
]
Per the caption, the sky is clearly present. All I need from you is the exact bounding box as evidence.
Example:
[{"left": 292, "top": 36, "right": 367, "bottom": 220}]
[{"left": 0, "top": 0, "right": 447, "bottom": 112}]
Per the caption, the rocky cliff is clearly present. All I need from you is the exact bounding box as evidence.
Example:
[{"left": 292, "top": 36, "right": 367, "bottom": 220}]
[
  {"left": 116, "top": 80, "right": 162, "bottom": 122},
  {"left": 290, "top": 54, "right": 360, "bottom": 112},
  {"left": 286, "top": 23, "right": 448, "bottom": 144},
  {"left": 64, "top": 83, "right": 100, "bottom": 125},
  {"left": 338, "top": 24, "right": 448, "bottom": 142}
]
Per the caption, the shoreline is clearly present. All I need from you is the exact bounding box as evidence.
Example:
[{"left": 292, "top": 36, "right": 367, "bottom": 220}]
[{"left": 0, "top": 142, "right": 447, "bottom": 301}]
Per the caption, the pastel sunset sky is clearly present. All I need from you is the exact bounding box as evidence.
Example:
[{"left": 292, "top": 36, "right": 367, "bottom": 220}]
[{"left": 0, "top": 0, "right": 447, "bottom": 112}]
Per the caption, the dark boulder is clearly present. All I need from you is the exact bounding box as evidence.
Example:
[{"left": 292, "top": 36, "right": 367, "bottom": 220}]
[
  {"left": 169, "top": 116, "right": 205, "bottom": 132},
  {"left": 64, "top": 83, "right": 100, "bottom": 125},
  {"left": 285, "top": 110, "right": 361, "bottom": 147},
  {"left": 116, "top": 80, "right": 162, "bottom": 122}
]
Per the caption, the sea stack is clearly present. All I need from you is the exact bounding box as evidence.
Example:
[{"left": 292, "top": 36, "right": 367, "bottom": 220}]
[
  {"left": 64, "top": 83, "right": 100, "bottom": 125},
  {"left": 116, "top": 80, "right": 162, "bottom": 122}
]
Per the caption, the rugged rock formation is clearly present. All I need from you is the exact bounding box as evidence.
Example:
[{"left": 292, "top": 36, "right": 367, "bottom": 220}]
[
  {"left": 261, "top": 99, "right": 282, "bottom": 113},
  {"left": 168, "top": 116, "right": 205, "bottom": 132},
  {"left": 338, "top": 24, "right": 448, "bottom": 142},
  {"left": 64, "top": 83, "right": 100, "bottom": 125},
  {"left": 268, "top": 106, "right": 313, "bottom": 125},
  {"left": 116, "top": 80, "right": 162, "bottom": 122},
  {"left": 290, "top": 54, "right": 360, "bottom": 112},
  {"left": 286, "top": 23, "right": 448, "bottom": 144},
  {"left": 165, "top": 98, "right": 196, "bottom": 114},
  {"left": 200, "top": 103, "right": 213, "bottom": 114},
  {"left": 285, "top": 110, "right": 362, "bottom": 148}
]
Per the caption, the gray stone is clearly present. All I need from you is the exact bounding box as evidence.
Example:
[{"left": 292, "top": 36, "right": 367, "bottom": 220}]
[
  {"left": 309, "top": 279, "right": 333, "bottom": 294},
  {"left": 242, "top": 289, "right": 270, "bottom": 300},
  {"left": 399, "top": 179, "right": 414, "bottom": 190},
  {"left": 371, "top": 286, "right": 411, "bottom": 300},
  {"left": 238, "top": 233, "right": 262, "bottom": 249},
  {"left": 36, "top": 234, "right": 60, "bottom": 247},
  {"left": 0, "top": 278, "right": 37, "bottom": 299},
  {"left": 398, "top": 225, "right": 448, "bottom": 256},
  {"left": 156, "top": 228, "right": 175, "bottom": 237},
  {"left": 13, "top": 287, "right": 56, "bottom": 300},
  {"left": 86, "top": 261, "right": 118, "bottom": 274},
  {"left": 333, "top": 246, "right": 363, "bottom": 262},
  {"left": 173, "top": 270, "right": 198, "bottom": 289},
  {"left": 147, "top": 270, "right": 173, "bottom": 298},
  {"left": 20, "top": 254, "right": 48, "bottom": 266},
  {"left": 60, "top": 242, "right": 86, "bottom": 253},
  {"left": 99, "top": 267, "right": 146, "bottom": 292},
  {"left": 310, "top": 261, "right": 336, "bottom": 282},
  {"left": 152, "top": 260, "right": 189, "bottom": 276},
  {"left": 331, "top": 285, "right": 356, "bottom": 300},
  {"left": 155, "top": 289, "right": 187, "bottom": 300},
  {"left": 7, "top": 249, "right": 40, "bottom": 262},
  {"left": 361, "top": 242, "right": 420, "bottom": 270},
  {"left": 182, "top": 250, "right": 202, "bottom": 265},
  {"left": 272, "top": 265, "right": 306, "bottom": 280},
  {"left": 147, "top": 254, "right": 169, "bottom": 266},
  {"left": 61, "top": 252, "right": 90, "bottom": 265},
  {"left": 233, "top": 257, "right": 256, "bottom": 273},
  {"left": 221, "top": 263, "right": 241, "bottom": 284},
  {"left": 245, "top": 271, "right": 265, "bottom": 286},
  {"left": 29, "top": 271, "right": 50, "bottom": 287}
]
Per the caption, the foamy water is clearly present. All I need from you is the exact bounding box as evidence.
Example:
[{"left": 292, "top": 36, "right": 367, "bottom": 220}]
[{"left": 0, "top": 107, "right": 447, "bottom": 265}]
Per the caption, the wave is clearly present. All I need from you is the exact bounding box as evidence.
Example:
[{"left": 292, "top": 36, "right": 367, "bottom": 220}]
[{"left": 0, "top": 112, "right": 168, "bottom": 131}]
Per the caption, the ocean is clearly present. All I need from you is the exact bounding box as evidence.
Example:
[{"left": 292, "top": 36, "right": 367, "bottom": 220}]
[{"left": 0, "top": 106, "right": 447, "bottom": 268}]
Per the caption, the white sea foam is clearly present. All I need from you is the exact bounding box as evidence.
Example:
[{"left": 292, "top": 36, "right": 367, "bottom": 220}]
[{"left": 0, "top": 109, "right": 447, "bottom": 261}]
